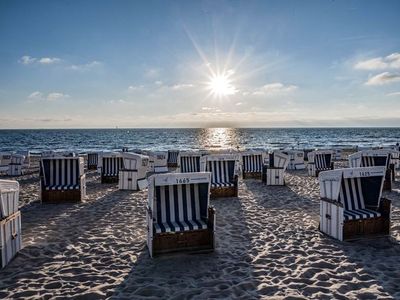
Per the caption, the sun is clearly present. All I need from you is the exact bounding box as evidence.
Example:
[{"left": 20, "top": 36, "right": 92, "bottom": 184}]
[{"left": 207, "top": 71, "right": 237, "bottom": 98}]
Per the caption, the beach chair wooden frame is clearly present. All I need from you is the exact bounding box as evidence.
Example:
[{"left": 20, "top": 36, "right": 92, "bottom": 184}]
[
  {"left": 241, "top": 151, "right": 266, "bottom": 179},
  {"left": 177, "top": 151, "right": 202, "bottom": 173},
  {"left": 349, "top": 150, "right": 394, "bottom": 191},
  {"left": 167, "top": 150, "right": 179, "bottom": 168},
  {"left": 319, "top": 166, "right": 391, "bottom": 241},
  {"left": 262, "top": 152, "right": 289, "bottom": 185},
  {"left": 147, "top": 172, "right": 215, "bottom": 257},
  {"left": 1, "top": 211, "right": 22, "bottom": 268},
  {"left": 101, "top": 153, "right": 123, "bottom": 184},
  {"left": 282, "top": 150, "right": 305, "bottom": 170},
  {"left": 307, "top": 150, "right": 334, "bottom": 177},
  {"left": 0, "top": 180, "right": 19, "bottom": 219},
  {"left": 200, "top": 154, "right": 239, "bottom": 198},
  {"left": 118, "top": 152, "right": 149, "bottom": 190},
  {"left": 40, "top": 157, "right": 86, "bottom": 203}
]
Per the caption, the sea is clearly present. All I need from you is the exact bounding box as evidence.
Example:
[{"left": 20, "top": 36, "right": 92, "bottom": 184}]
[{"left": 0, "top": 128, "right": 399, "bottom": 153}]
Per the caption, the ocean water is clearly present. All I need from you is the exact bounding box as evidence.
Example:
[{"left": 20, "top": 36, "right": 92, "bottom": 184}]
[{"left": 0, "top": 128, "right": 398, "bottom": 153}]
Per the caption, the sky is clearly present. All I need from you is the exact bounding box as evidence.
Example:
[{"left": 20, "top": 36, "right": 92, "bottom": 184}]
[{"left": 0, "top": 0, "right": 400, "bottom": 128}]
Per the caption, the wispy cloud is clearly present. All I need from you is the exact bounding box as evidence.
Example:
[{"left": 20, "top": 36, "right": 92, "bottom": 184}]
[
  {"left": 19, "top": 55, "right": 61, "bottom": 65},
  {"left": 252, "top": 82, "right": 298, "bottom": 96},
  {"left": 365, "top": 72, "right": 400, "bottom": 86},
  {"left": 128, "top": 85, "right": 144, "bottom": 91},
  {"left": 355, "top": 52, "right": 400, "bottom": 70},
  {"left": 144, "top": 68, "right": 161, "bottom": 79},
  {"left": 386, "top": 91, "right": 400, "bottom": 97},
  {"left": 68, "top": 61, "right": 101, "bottom": 71},
  {"left": 27, "top": 91, "right": 70, "bottom": 102},
  {"left": 109, "top": 99, "right": 126, "bottom": 104},
  {"left": 171, "top": 83, "right": 194, "bottom": 90}
]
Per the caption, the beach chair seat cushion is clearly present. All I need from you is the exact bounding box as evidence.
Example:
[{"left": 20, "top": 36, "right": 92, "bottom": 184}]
[
  {"left": 344, "top": 209, "right": 381, "bottom": 221},
  {"left": 153, "top": 183, "right": 209, "bottom": 234},
  {"left": 210, "top": 182, "right": 235, "bottom": 188},
  {"left": 45, "top": 184, "right": 80, "bottom": 191}
]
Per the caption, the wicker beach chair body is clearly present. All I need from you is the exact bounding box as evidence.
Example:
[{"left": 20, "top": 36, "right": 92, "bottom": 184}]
[
  {"left": 200, "top": 154, "right": 239, "bottom": 198},
  {"left": 7, "top": 154, "right": 25, "bottom": 176},
  {"left": 319, "top": 166, "right": 390, "bottom": 241},
  {"left": 167, "top": 150, "right": 180, "bottom": 168},
  {"left": 0, "top": 153, "right": 12, "bottom": 174},
  {"left": 307, "top": 150, "right": 334, "bottom": 177},
  {"left": 349, "top": 150, "right": 394, "bottom": 190},
  {"left": 101, "top": 152, "right": 123, "bottom": 184},
  {"left": 263, "top": 152, "right": 289, "bottom": 185},
  {"left": 17, "top": 150, "right": 30, "bottom": 168},
  {"left": 146, "top": 151, "right": 168, "bottom": 173},
  {"left": 282, "top": 150, "right": 305, "bottom": 170},
  {"left": 119, "top": 152, "right": 149, "bottom": 190},
  {"left": 241, "top": 150, "right": 266, "bottom": 179},
  {"left": 177, "top": 151, "right": 202, "bottom": 173},
  {"left": 40, "top": 157, "right": 86, "bottom": 203},
  {"left": 147, "top": 172, "right": 215, "bottom": 257}
]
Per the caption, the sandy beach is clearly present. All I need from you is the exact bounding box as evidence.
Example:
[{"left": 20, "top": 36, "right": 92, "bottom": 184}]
[{"left": 0, "top": 158, "right": 399, "bottom": 299}]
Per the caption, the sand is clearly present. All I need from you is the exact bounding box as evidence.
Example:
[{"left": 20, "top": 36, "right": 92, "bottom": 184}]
[{"left": 0, "top": 158, "right": 399, "bottom": 299}]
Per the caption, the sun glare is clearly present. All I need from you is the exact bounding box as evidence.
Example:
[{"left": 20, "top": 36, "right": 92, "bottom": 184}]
[{"left": 207, "top": 71, "right": 237, "bottom": 98}]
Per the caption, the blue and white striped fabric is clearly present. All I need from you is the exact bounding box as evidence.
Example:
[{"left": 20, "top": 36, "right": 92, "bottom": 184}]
[
  {"left": 88, "top": 153, "right": 98, "bottom": 168},
  {"left": 102, "top": 157, "right": 123, "bottom": 176},
  {"left": 361, "top": 155, "right": 388, "bottom": 168},
  {"left": 167, "top": 150, "right": 179, "bottom": 165},
  {"left": 315, "top": 153, "right": 332, "bottom": 171},
  {"left": 207, "top": 160, "right": 235, "bottom": 187},
  {"left": 41, "top": 158, "right": 81, "bottom": 190},
  {"left": 243, "top": 154, "right": 263, "bottom": 173},
  {"left": 338, "top": 177, "right": 381, "bottom": 221},
  {"left": 154, "top": 183, "right": 208, "bottom": 233},
  {"left": 180, "top": 156, "right": 201, "bottom": 173}
]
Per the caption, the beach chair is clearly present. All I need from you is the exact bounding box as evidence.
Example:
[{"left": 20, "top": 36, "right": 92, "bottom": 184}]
[
  {"left": 0, "top": 180, "right": 22, "bottom": 268},
  {"left": 177, "top": 151, "right": 202, "bottom": 173},
  {"left": 319, "top": 166, "right": 391, "bottom": 241},
  {"left": 167, "top": 150, "right": 179, "bottom": 168},
  {"left": 241, "top": 151, "right": 266, "bottom": 179},
  {"left": 307, "top": 150, "right": 334, "bottom": 177},
  {"left": 0, "top": 153, "right": 11, "bottom": 174},
  {"left": 200, "top": 154, "right": 239, "bottom": 198},
  {"left": 282, "top": 150, "right": 305, "bottom": 170},
  {"left": 101, "top": 152, "right": 123, "bottom": 183},
  {"left": 147, "top": 151, "right": 168, "bottom": 173},
  {"left": 17, "top": 150, "right": 30, "bottom": 168},
  {"left": 7, "top": 154, "right": 25, "bottom": 176},
  {"left": 146, "top": 172, "right": 215, "bottom": 257},
  {"left": 349, "top": 150, "right": 394, "bottom": 190},
  {"left": 87, "top": 152, "right": 99, "bottom": 170},
  {"left": 262, "top": 151, "right": 289, "bottom": 185},
  {"left": 119, "top": 152, "right": 149, "bottom": 190},
  {"left": 40, "top": 157, "right": 86, "bottom": 203}
]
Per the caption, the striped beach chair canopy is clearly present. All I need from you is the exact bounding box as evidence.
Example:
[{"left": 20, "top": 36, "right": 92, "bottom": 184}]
[
  {"left": 241, "top": 150, "right": 265, "bottom": 173},
  {"left": 87, "top": 152, "right": 100, "bottom": 167},
  {"left": 0, "top": 179, "right": 19, "bottom": 219},
  {"left": 40, "top": 157, "right": 84, "bottom": 191},
  {"left": 200, "top": 154, "right": 239, "bottom": 188},
  {"left": 269, "top": 151, "right": 289, "bottom": 169},
  {"left": 308, "top": 150, "right": 334, "bottom": 171},
  {"left": 148, "top": 172, "right": 211, "bottom": 233},
  {"left": 167, "top": 150, "right": 179, "bottom": 165},
  {"left": 177, "top": 151, "right": 202, "bottom": 173},
  {"left": 319, "top": 166, "right": 385, "bottom": 221},
  {"left": 122, "top": 152, "right": 149, "bottom": 170},
  {"left": 348, "top": 150, "right": 391, "bottom": 168},
  {"left": 101, "top": 152, "right": 123, "bottom": 177}
]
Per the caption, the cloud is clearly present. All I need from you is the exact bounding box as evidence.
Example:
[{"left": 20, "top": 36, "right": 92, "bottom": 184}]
[
  {"left": 68, "top": 60, "right": 101, "bottom": 71},
  {"left": 109, "top": 99, "right": 126, "bottom": 104},
  {"left": 19, "top": 55, "right": 60, "bottom": 65},
  {"left": 355, "top": 52, "right": 400, "bottom": 70},
  {"left": 154, "top": 81, "right": 163, "bottom": 86},
  {"left": 252, "top": 82, "right": 298, "bottom": 96},
  {"left": 171, "top": 83, "right": 194, "bottom": 90},
  {"left": 38, "top": 57, "right": 61, "bottom": 64},
  {"left": 386, "top": 91, "right": 400, "bottom": 96},
  {"left": 19, "top": 56, "right": 36, "bottom": 65},
  {"left": 144, "top": 68, "right": 160, "bottom": 79},
  {"left": 235, "top": 102, "right": 243, "bottom": 106},
  {"left": 365, "top": 72, "right": 400, "bottom": 86},
  {"left": 201, "top": 107, "right": 221, "bottom": 112},
  {"left": 27, "top": 91, "right": 70, "bottom": 102},
  {"left": 128, "top": 85, "right": 144, "bottom": 91}
]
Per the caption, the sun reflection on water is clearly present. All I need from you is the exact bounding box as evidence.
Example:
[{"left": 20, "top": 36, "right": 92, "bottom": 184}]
[{"left": 198, "top": 128, "right": 241, "bottom": 150}]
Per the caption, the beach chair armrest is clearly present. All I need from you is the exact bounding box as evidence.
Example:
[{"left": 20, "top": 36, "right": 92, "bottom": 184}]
[
  {"left": 320, "top": 197, "right": 343, "bottom": 208},
  {"left": 208, "top": 206, "right": 215, "bottom": 230},
  {"left": 378, "top": 198, "right": 391, "bottom": 218}
]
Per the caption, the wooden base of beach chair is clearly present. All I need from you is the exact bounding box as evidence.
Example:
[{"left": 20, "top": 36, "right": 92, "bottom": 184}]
[
  {"left": 382, "top": 166, "right": 394, "bottom": 191},
  {"left": 41, "top": 189, "right": 83, "bottom": 203},
  {"left": 243, "top": 172, "right": 262, "bottom": 180},
  {"left": 87, "top": 165, "right": 97, "bottom": 170},
  {"left": 342, "top": 198, "right": 391, "bottom": 240},
  {"left": 1, "top": 211, "right": 22, "bottom": 268},
  {"left": 152, "top": 208, "right": 215, "bottom": 256},
  {"left": 101, "top": 175, "right": 119, "bottom": 184},
  {"left": 210, "top": 186, "right": 238, "bottom": 198},
  {"left": 167, "top": 163, "right": 178, "bottom": 168}
]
